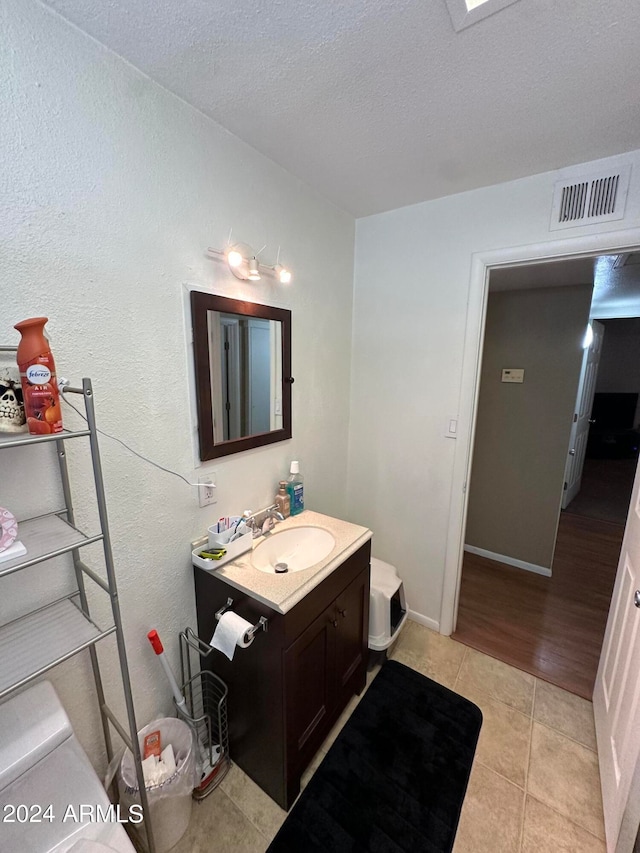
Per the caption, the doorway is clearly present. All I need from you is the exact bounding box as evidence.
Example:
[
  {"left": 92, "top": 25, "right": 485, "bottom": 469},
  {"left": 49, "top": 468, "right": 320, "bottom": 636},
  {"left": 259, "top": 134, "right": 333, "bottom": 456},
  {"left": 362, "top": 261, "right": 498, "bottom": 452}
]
[
  {"left": 440, "top": 231, "right": 640, "bottom": 637},
  {"left": 567, "top": 319, "right": 640, "bottom": 525},
  {"left": 450, "top": 253, "right": 640, "bottom": 698}
]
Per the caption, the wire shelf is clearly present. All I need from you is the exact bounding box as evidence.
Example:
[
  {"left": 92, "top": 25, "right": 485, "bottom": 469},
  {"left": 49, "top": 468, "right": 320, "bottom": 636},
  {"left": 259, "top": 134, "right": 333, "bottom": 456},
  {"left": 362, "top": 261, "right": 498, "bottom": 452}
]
[
  {"left": 0, "top": 512, "right": 103, "bottom": 578},
  {"left": 0, "top": 595, "right": 115, "bottom": 699},
  {"left": 175, "top": 628, "right": 230, "bottom": 799}
]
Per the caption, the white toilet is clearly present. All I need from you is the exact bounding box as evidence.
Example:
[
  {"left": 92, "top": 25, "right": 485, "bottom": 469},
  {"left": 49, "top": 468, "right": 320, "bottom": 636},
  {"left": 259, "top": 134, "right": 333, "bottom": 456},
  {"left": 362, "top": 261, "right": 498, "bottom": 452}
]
[
  {"left": 368, "top": 557, "right": 408, "bottom": 656},
  {"left": 0, "top": 681, "right": 135, "bottom": 853}
]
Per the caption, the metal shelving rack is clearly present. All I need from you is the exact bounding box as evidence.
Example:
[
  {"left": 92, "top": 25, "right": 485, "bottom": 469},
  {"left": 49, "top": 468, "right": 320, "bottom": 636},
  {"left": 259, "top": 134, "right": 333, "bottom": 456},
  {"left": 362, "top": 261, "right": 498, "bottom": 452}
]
[{"left": 0, "top": 362, "right": 156, "bottom": 853}]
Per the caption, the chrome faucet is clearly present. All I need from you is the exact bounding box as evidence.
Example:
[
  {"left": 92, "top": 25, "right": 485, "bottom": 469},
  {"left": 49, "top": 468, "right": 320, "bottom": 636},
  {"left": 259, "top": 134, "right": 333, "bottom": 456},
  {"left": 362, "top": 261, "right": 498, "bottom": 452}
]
[
  {"left": 261, "top": 505, "right": 284, "bottom": 535},
  {"left": 242, "top": 512, "right": 261, "bottom": 539}
]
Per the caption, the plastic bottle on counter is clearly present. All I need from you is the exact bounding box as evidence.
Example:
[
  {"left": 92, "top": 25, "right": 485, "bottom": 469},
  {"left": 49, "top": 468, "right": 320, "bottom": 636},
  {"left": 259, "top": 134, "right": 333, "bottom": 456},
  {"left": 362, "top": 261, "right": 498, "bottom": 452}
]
[
  {"left": 287, "top": 461, "right": 304, "bottom": 516},
  {"left": 275, "top": 481, "right": 291, "bottom": 518},
  {"left": 14, "top": 317, "right": 63, "bottom": 435}
]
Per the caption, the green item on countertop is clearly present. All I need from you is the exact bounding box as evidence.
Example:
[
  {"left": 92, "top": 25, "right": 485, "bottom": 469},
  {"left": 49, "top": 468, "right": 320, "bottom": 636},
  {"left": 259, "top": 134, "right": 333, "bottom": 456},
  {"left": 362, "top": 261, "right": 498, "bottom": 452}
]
[{"left": 199, "top": 548, "right": 227, "bottom": 560}]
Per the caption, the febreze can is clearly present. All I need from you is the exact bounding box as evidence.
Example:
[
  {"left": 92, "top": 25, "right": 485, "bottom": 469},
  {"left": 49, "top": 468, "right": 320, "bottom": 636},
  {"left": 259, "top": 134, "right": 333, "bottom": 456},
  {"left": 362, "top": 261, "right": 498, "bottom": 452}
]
[{"left": 14, "top": 317, "right": 63, "bottom": 435}]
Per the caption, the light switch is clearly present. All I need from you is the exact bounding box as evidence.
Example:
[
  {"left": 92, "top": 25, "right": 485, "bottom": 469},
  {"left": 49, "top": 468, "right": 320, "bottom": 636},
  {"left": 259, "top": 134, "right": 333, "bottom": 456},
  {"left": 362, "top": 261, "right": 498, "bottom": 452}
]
[
  {"left": 445, "top": 418, "right": 458, "bottom": 438},
  {"left": 501, "top": 368, "right": 524, "bottom": 383}
]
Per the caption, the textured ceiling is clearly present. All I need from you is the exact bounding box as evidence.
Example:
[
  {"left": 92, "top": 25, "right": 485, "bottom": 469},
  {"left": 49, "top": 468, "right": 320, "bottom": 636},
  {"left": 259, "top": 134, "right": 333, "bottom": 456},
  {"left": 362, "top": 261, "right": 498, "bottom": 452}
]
[
  {"left": 490, "top": 255, "right": 640, "bottom": 319},
  {"left": 41, "top": 0, "right": 640, "bottom": 216}
]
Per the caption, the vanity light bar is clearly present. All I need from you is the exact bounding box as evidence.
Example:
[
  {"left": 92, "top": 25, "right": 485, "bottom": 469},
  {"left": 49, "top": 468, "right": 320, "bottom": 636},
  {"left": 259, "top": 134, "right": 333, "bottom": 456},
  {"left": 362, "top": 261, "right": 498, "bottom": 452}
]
[{"left": 207, "top": 245, "right": 293, "bottom": 284}]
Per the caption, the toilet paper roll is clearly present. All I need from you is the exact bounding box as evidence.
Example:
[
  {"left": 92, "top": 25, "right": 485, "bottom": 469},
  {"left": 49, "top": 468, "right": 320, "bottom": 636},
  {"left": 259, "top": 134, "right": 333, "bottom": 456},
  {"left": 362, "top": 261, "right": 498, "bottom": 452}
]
[{"left": 210, "top": 612, "right": 253, "bottom": 660}]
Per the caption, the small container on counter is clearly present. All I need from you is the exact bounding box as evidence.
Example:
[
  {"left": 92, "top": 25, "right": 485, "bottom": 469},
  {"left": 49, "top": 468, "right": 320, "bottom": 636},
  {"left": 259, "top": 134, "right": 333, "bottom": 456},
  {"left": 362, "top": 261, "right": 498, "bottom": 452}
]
[
  {"left": 275, "top": 481, "right": 291, "bottom": 518},
  {"left": 287, "top": 461, "right": 304, "bottom": 516}
]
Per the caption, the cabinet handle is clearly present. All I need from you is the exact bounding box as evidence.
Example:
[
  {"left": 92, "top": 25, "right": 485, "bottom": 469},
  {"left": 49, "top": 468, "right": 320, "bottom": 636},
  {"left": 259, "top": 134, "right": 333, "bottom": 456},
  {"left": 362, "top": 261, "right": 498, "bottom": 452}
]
[
  {"left": 338, "top": 608, "right": 347, "bottom": 618},
  {"left": 330, "top": 619, "right": 338, "bottom": 628}
]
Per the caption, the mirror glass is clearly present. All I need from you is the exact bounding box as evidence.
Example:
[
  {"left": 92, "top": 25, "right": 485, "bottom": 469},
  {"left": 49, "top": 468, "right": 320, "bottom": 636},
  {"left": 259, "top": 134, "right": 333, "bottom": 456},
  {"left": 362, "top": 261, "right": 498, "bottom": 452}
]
[{"left": 191, "top": 291, "right": 292, "bottom": 460}]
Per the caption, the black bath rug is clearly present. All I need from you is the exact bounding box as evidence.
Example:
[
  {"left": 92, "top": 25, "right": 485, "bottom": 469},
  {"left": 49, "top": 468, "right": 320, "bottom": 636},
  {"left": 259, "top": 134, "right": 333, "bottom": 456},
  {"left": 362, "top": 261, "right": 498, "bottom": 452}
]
[{"left": 267, "top": 659, "right": 482, "bottom": 853}]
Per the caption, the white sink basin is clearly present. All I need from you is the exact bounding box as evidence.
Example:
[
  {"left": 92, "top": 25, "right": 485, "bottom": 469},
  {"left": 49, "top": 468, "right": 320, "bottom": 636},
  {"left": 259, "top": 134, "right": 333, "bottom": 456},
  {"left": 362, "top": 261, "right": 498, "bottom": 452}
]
[{"left": 251, "top": 526, "right": 336, "bottom": 574}]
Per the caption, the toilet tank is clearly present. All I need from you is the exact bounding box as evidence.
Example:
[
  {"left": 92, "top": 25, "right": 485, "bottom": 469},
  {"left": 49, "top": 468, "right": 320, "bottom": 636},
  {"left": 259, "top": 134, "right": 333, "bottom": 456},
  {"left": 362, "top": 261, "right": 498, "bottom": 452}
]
[
  {"left": 0, "top": 681, "right": 72, "bottom": 792},
  {"left": 0, "top": 681, "right": 136, "bottom": 853}
]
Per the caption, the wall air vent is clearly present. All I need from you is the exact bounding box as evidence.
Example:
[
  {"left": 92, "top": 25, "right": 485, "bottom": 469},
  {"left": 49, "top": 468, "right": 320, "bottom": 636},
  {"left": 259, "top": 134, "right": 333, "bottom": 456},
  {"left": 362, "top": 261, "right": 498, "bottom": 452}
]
[{"left": 550, "top": 165, "right": 631, "bottom": 231}]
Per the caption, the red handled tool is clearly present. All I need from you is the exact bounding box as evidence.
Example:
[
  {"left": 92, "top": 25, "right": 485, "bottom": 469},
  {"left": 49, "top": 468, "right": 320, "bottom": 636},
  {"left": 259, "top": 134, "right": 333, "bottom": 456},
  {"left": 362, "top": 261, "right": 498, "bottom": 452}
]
[{"left": 147, "top": 629, "right": 187, "bottom": 715}]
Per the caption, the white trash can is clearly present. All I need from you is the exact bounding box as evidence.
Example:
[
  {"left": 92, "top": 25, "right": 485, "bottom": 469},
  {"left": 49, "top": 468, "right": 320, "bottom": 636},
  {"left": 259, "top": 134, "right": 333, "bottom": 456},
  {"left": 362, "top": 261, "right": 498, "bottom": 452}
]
[{"left": 119, "top": 718, "right": 196, "bottom": 853}]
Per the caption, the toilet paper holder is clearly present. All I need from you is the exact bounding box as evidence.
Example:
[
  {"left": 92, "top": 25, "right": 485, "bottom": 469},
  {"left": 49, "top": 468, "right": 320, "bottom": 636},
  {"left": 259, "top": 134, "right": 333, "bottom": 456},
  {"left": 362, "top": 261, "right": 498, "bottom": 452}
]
[{"left": 215, "top": 597, "right": 268, "bottom": 644}]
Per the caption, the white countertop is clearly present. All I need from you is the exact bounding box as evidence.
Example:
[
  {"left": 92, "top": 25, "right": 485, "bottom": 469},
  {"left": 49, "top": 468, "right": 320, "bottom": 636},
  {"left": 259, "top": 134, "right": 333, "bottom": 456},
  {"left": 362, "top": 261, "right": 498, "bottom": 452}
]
[{"left": 194, "top": 510, "right": 372, "bottom": 614}]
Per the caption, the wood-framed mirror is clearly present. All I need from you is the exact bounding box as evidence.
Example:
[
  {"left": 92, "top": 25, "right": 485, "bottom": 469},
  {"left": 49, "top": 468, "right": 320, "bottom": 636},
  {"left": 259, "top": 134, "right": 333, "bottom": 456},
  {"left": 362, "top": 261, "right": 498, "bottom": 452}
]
[{"left": 191, "top": 290, "right": 292, "bottom": 460}]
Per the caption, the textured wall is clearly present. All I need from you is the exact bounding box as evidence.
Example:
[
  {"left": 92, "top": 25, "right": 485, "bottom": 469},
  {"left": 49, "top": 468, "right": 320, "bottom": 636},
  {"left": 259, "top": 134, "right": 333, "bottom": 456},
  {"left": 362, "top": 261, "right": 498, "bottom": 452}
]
[
  {"left": 349, "top": 149, "right": 640, "bottom": 628},
  {"left": 1, "top": 0, "right": 355, "bottom": 770},
  {"left": 465, "top": 285, "right": 592, "bottom": 570}
]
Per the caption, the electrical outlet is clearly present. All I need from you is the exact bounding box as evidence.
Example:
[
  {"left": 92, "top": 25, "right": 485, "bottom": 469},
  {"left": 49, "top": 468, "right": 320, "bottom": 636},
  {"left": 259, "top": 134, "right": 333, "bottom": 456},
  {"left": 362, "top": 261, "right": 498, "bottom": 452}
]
[{"left": 198, "top": 473, "right": 217, "bottom": 507}]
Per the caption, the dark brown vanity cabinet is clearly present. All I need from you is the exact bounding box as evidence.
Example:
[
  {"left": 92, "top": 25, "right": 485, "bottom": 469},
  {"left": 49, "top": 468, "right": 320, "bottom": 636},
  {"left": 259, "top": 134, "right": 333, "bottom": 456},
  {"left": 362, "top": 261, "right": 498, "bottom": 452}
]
[{"left": 193, "top": 540, "right": 371, "bottom": 809}]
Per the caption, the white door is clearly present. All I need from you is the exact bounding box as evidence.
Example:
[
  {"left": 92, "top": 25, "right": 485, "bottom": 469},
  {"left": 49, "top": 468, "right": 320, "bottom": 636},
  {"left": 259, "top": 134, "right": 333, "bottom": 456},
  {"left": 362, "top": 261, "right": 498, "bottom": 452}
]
[
  {"left": 593, "top": 457, "right": 640, "bottom": 851},
  {"left": 247, "top": 318, "right": 271, "bottom": 435},
  {"left": 562, "top": 320, "right": 605, "bottom": 508}
]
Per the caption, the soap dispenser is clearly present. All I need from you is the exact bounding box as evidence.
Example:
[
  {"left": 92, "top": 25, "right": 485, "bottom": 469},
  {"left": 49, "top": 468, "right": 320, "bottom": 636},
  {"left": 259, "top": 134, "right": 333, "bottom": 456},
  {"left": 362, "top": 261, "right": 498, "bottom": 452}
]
[{"left": 275, "top": 481, "right": 291, "bottom": 518}]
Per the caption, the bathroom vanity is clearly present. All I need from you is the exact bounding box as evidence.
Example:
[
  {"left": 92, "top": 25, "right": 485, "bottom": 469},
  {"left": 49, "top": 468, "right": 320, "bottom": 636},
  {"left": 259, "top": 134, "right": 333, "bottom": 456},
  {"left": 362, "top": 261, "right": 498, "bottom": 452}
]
[{"left": 193, "top": 511, "right": 372, "bottom": 809}]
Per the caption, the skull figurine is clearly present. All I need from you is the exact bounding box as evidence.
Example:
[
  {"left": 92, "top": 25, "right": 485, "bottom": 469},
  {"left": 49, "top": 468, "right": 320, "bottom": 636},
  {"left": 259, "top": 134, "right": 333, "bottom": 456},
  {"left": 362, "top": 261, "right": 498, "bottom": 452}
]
[{"left": 0, "top": 380, "right": 27, "bottom": 433}]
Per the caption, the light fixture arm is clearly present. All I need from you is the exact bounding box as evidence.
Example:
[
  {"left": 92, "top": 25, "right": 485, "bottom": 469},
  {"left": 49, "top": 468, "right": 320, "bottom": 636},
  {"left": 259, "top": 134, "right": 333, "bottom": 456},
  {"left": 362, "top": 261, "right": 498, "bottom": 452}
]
[{"left": 207, "top": 241, "right": 293, "bottom": 283}]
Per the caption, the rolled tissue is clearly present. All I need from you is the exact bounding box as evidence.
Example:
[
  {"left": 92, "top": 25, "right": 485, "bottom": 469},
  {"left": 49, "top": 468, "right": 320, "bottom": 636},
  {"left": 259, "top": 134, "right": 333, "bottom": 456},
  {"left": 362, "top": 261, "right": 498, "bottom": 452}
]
[{"left": 211, "top": 611, "right": 253, "bottom": 660}]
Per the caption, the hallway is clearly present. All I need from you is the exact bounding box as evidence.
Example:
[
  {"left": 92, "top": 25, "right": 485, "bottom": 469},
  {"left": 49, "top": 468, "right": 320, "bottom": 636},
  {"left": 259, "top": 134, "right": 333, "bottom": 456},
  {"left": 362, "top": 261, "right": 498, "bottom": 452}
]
[{"left": 453, "top": 511, "right": 624, "bottom": 699}]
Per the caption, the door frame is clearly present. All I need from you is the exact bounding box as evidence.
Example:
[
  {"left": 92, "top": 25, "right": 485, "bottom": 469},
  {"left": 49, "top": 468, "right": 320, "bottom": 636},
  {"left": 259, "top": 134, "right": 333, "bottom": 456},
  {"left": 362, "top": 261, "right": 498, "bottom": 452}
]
[{"left": 440, "top": 226, "right": 640, "bottom": 636}]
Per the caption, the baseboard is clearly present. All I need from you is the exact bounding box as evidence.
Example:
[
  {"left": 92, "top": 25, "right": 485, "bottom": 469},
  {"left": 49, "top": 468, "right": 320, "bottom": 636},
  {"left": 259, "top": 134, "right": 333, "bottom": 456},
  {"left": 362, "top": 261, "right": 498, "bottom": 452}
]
[
  {"left": 463, "top": 545, "right": 552, "bottom": 577},
  {"left": 407, "top": 610, "right": 440, "bottom": 632}
]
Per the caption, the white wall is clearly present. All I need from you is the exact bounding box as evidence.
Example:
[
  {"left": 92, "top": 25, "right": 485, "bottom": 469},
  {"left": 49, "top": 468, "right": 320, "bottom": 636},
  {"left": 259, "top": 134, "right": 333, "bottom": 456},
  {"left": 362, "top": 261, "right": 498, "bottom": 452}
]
[
  {"left": 349, "top": 150, "right": 640, "bottom": 629},
  {"left": 1, "top": 0, "right": 355, "bottom": 770}
]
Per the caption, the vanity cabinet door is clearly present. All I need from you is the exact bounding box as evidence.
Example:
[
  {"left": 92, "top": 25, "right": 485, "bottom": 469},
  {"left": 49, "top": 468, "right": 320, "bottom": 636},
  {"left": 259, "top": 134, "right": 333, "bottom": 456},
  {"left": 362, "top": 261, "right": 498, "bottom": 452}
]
[
  {"left": 334, "top": 568, "right": 369, "bottom": 711},
  {"left": 284, "top": 603, "right": 336, "bottom": 781},
  {"left": 283, "top": 564, "right": 370, "bottom": 793}
]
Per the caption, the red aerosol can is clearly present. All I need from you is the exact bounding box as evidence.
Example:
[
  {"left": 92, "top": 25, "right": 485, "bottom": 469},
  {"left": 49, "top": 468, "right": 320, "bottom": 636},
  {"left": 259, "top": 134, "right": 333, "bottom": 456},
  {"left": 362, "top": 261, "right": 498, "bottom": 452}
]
[{"left": 14, "top": 317, "right": 63, "bottom": 435}]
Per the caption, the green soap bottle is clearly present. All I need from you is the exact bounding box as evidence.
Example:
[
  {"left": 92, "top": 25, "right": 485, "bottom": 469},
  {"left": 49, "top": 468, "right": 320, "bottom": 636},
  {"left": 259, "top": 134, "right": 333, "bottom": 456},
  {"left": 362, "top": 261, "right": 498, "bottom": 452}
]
[{"left": 287, "top": 461, "right": 304, "bottom": 516}]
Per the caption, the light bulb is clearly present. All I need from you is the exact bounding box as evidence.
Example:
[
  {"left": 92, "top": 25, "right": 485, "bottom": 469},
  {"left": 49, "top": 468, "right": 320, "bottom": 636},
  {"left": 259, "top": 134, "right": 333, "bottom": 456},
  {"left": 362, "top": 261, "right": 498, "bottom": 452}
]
[
  {"left": 248, "top": 258, "right": 261, "bottom": 281},
  {"left": 275, "top": 264, "right": 292, "bottom": 284},
  {"left": 227, "top": 249, "right": 243, "bottom": 268}
]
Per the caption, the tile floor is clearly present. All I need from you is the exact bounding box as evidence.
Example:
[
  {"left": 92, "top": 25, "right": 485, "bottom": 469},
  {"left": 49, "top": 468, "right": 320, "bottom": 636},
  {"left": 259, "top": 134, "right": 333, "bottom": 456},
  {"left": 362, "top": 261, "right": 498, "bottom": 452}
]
[{"left": 170, "top": 621, "right": 606, "bottom": 853}]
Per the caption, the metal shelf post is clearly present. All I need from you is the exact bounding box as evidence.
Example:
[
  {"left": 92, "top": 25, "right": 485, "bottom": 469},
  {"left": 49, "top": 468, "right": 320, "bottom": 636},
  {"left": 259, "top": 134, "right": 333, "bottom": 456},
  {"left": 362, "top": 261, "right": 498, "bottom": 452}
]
[{"left": 0, "top": 371, "right": 156, "bottom": 853}]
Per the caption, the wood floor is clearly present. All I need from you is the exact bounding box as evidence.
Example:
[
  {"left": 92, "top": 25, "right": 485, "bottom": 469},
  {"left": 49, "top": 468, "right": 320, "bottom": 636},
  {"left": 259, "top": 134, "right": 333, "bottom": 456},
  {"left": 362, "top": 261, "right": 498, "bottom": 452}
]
[
  {"left": 453, "top": 511, "right": 625, "bottom": 699},
  {"left": 565, "top": 457, "right": 636, "bottom": 525}
]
